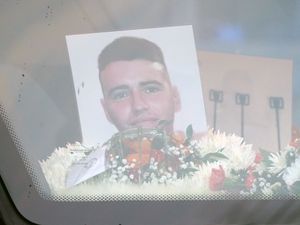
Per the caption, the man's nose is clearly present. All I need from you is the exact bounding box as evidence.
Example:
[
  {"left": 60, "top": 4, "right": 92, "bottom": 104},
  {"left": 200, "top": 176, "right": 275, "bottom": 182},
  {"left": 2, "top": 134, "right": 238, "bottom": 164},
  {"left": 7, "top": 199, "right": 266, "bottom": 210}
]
[{"left": 131, "top": 90, "right": 148, "bottom": 113}]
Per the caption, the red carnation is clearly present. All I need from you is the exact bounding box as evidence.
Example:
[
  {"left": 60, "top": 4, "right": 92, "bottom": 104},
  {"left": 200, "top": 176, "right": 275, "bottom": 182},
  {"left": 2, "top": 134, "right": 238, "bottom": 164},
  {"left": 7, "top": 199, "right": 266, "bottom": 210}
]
[
  {"left": 209, "top": 165, "right": 225, "bottom": 191},
  {"left": 254, "top": 152, "right": 263, "bottom": 164},
  {"left": 245, "top": 169, "right": 255, "bottom": 189}
]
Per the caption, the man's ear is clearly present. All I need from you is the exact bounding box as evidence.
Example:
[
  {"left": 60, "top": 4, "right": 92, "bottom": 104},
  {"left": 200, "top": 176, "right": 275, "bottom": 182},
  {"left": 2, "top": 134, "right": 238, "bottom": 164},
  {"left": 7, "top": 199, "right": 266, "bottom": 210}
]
[
  {"left": 172, "top": 86, "right": 181, "bottom": 113},
  {"left": 101, "top": 98, "right": 112, "bottom": 123}
]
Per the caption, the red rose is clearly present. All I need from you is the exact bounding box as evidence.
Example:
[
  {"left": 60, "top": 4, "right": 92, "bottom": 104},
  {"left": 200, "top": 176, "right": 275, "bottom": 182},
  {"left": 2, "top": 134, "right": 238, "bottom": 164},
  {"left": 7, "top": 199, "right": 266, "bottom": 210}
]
[
  {"left": 245, "top": 169, "right": 255, "bottom": 189},
  {"left": 254, "top": 152, "right": 263, "bottom": 164},
  {"left": 209, "top": 165, "right": 225, "bottom": 191}
]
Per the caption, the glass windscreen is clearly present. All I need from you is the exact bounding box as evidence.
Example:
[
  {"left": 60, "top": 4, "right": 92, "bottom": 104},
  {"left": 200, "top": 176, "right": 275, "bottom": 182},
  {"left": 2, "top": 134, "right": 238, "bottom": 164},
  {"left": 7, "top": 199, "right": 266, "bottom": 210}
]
[{"left": 1, "top": 1, "right": 300, "bottom": 224}]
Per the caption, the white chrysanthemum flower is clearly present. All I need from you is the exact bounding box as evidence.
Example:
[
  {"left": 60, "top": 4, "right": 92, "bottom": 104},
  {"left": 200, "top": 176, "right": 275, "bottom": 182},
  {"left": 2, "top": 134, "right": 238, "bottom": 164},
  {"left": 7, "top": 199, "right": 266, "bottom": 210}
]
[
  {"left": 40, "top": 142, "right": 108, "bottom": 193},
  {"left": 39, "top": 142, "right": 88, "bottom": 192},
  {"left": 283, "top": 156, "right": 300, "bottom": 186},
  {"left": 222, "top": 142, "right": 255, "bottom": 170},
  {"left": 268, "top": 147, "right": 299, "bottom": 176},
  {"left": 196, "top": 130, "right": 255, "bottom": 170},
  {"left": 196, "top": 130, "right": 229, "bottom": 154},
  {"left": 191, "top": 162, "right": 230, "bottom": 192},
  {"left": 268, "top": 150, "right": 287, "bottom": 174}
]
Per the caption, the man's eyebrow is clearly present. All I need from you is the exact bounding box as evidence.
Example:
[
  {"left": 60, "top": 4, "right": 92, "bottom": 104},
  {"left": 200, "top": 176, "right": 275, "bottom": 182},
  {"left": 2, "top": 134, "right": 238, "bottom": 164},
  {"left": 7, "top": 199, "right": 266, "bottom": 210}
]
[
  {"left": 107, "top": 85, "right": 129, "bottom": 97},
  {"left": 139, "top": 80, "right": 164, "bottom": 87}
]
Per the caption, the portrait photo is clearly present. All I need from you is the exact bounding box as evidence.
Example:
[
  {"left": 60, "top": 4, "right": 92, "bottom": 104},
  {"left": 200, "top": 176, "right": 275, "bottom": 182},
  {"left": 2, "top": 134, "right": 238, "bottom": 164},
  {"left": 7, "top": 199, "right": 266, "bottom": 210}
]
[{"left": 66, "top": 25, "right": 207, "bottom": 147}]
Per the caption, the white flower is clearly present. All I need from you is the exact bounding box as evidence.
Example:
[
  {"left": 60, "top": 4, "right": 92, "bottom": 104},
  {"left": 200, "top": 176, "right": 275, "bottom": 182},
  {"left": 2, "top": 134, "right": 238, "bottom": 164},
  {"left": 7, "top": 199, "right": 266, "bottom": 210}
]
[
  {"left": 111, "top": 161, "right": 118, "bottom": 168},
  {"left": 223, "top": 143, "right": 255, "bottom": 170},
  {"left": 120, "top": 175, "right": 128, "bottom": 182},
  {"left": 196, "top": 130, "right": 230, "bottom": 155},
  {"left": 159, "top": 176, "right": 167, "bottom": 183},
  {"left": 259, "top": 181, "right": 265, "bottom": 187},
  {"left": 39, "top": 142, "right": 107, "bottom": 193},
  {"left": 172, "top": 172, "right": 177, "bottom": 179},
  {"left": 173, "top": 150, "right": 180, "bottom": 156},
  {"left": 150, "top": 157, "right": 155, "bottom": 164},
  {"left": 196, "top": 130, "right": 255, "bottom": 170},
  {"left": 190, "top": 162, "right": 229, "bottom": 192},
  {"left": 39, "top": 145, "right": 86, "bottom": 192},
  {"left": 166, "top": 173, "right": 172, "bottom": 178},
  {"left": 268, "top": 151, "right": 287, "bottom": 174},
  {"left": 180, "top": 164, "right": 187, "bottom": 169},
  {"left": 283, "top": 156, "right": 300, "bottom": 186}
]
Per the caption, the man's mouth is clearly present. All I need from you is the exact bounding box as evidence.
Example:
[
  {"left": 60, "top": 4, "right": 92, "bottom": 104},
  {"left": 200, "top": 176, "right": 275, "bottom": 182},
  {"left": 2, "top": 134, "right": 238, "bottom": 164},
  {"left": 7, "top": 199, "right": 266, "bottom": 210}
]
[{"left": 130, "top": 118, "right": 159, "bottom": 128}]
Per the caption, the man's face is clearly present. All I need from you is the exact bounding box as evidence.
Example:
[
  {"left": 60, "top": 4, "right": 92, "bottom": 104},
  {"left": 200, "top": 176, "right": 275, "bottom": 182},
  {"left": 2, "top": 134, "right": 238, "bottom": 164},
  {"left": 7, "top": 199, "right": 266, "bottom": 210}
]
[{"left": 100, "top": 59, "right": 181, "bottom": 133}]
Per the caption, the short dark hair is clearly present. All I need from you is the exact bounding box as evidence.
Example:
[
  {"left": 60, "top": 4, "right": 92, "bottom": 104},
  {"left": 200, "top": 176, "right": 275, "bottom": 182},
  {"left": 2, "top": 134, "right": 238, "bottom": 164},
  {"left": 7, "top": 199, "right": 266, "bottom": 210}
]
[{"left": 98, "top": 36, "right": 166, "bottom": 72}]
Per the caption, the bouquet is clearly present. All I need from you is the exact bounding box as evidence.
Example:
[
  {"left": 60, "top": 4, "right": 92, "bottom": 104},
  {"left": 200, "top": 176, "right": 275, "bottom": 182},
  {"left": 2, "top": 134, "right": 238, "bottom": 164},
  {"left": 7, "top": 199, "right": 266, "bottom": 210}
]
[{"left": 40, "top": 126, "right": 300, "bottom": 198}]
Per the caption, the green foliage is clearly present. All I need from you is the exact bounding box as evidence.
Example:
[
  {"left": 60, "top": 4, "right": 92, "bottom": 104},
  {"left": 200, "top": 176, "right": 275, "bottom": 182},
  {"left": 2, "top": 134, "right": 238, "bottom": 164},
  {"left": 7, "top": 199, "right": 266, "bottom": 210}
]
[
  {"left": 184, "top": 124, "right": 194, "bottom": 145},
  {"left": 178, "top": 167, "right": 198, "bottom": 179},
  {"left": 201, "top": 152, "right": 228, "bottom": 163},
  {"left": 223, "top": 177, "right": 245, "bottom": 191},
  {"left": 151, "top": 135, "right": 165, "bottom": 150},
  {"left": 259, "top": 148, "right": 273, "bottom": 167},
  {"left": 285, "top": 150, "right": 296, "bottom": 167},
  {"left": 186, "top": 124, "right": 193, "bottom": 139}
]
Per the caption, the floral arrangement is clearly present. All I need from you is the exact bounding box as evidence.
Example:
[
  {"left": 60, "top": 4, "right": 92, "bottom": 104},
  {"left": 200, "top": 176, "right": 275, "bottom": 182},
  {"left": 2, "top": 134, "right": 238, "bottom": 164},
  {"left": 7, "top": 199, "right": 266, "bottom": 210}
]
[{"left": 39, "top": 126, "right": 300, "bottom": 198}]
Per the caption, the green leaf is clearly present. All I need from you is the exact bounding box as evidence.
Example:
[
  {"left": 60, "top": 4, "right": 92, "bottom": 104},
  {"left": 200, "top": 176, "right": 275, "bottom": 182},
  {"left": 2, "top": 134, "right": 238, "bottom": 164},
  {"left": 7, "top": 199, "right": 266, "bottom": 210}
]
[
  {"left": 270, "top": 181, "right": 289, "bottom": 195},
  {"left": 223, "top": 177, "right": 245, "bottom": 191},
  {"left": 217, "top": 147, "right": 225, "bottom": 153},
  {"left": 259, "top": 148, "right": 272, "bottom": 167},
  {"left": 151, "top": 135, "right": 165, "bottom": 149},
  {"left": 186, "top": 124, "right": 193, "bottom": 139},
  {"left": 178, "top": 167, "right": 198, "bottom": 178},
  {"left": 201, "top": 152, "right": 228, "bottom": 163},
  {"left": 285, "top": 150, "right": 296, "bottom": 167},
  {"left": 183, "top": 138, "right": 191, "bottom": 146}
]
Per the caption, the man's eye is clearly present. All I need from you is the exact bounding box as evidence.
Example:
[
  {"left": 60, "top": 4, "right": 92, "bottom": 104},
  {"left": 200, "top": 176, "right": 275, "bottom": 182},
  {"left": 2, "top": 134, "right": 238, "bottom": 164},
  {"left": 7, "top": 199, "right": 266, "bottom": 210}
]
[
  {"left": 110, "top": 90, "right": 129, "bottom": 100},
  {"left": 143, "top": 85, "right": 162, "bottom": 94}
]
